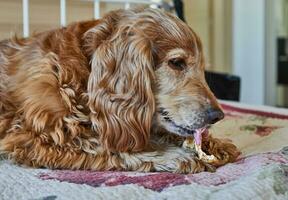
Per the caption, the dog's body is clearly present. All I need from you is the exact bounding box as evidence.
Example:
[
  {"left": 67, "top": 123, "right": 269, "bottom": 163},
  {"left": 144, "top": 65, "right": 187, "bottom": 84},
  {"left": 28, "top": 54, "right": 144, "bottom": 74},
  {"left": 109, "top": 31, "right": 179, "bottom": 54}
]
[{"left": 0, "top": 8, "right": 239, "bottom": 173}]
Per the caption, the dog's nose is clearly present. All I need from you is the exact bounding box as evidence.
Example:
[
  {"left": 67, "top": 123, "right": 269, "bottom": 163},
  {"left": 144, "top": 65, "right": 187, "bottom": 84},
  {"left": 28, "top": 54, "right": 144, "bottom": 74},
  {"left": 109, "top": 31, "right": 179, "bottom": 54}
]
[{"left": 205, "top": 108, "right": 224, "bottom": 124}]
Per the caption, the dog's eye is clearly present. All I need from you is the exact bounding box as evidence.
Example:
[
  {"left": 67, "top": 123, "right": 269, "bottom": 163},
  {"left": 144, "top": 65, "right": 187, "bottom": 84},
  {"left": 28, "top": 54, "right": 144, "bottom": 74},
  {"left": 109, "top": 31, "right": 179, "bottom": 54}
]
[{"left": 168, "top": 58, "right": 186, "bottom": 71}]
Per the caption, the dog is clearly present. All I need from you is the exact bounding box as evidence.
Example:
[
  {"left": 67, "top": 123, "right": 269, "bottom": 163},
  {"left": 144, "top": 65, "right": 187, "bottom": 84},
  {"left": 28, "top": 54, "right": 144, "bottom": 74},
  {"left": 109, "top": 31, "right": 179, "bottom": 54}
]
[{"left": 0, "top": 8, "right": 239, "bottom": 173}]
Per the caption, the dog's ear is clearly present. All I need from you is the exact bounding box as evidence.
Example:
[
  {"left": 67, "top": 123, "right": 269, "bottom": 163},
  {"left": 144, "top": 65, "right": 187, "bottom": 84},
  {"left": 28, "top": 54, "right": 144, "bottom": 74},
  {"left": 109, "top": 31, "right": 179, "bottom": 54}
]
[
  {"left": 83, "top": 10, "right": 124, "bottom": 57},
  {"left": 87, "top": 23, "right": 155, "bottom": 153}
]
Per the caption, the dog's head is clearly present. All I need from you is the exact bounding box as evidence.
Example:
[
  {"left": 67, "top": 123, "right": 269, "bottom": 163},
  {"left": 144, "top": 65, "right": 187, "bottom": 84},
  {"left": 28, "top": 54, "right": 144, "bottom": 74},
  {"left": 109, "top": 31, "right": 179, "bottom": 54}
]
[{"left": 86, "top": 8, "right": 223, "bottom": 152}]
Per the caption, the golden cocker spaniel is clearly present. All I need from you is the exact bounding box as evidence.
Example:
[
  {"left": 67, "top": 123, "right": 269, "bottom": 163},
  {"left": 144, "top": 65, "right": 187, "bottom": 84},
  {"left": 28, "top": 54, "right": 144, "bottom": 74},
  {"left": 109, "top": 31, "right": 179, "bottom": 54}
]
[{"left": 0, "top": 8, "right": 239, "bottom": 173}]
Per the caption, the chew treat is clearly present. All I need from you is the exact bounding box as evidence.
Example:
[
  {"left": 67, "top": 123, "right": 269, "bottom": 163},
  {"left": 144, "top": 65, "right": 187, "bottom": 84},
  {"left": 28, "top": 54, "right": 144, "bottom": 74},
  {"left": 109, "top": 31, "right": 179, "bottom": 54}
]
[
  {"left": 182, "top": 137, "right": 194, "bottom": 150},
  {"left": 183, "top": 128, "right": 218, "bottom": 163}
]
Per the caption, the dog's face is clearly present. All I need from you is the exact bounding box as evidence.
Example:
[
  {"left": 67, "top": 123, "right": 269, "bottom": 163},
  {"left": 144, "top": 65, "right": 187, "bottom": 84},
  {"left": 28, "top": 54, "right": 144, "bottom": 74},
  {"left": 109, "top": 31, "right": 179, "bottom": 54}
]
[
  {"left": 144, "top": 11, "right": 224, "bottom": 137},
  {"left": 87, "top": 8, "right": 224, "bottom": 152},
  {"left": 154, "top": 46, "right": 223, "bottom": 137}
]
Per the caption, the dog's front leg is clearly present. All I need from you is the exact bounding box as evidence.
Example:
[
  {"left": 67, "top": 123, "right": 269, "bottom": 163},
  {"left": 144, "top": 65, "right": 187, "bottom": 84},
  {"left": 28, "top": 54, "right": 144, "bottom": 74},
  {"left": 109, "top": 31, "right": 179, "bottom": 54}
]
[{"left": 119, "top": 145, "right": 207, "bottom": 173}]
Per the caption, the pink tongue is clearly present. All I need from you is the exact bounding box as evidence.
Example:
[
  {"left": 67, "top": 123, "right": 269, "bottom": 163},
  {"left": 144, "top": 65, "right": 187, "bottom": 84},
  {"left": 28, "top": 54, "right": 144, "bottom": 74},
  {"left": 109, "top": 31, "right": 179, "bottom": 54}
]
[{"left": 194, "top": 128, "right": 208, "bottom": 145}]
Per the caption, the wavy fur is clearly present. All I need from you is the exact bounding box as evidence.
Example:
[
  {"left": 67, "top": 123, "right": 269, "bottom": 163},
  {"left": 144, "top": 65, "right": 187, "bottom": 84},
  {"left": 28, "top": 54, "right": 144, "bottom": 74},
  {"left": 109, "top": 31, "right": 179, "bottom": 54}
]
[{"left": 0, "top": 8, "right": 239, "bottom": 173}]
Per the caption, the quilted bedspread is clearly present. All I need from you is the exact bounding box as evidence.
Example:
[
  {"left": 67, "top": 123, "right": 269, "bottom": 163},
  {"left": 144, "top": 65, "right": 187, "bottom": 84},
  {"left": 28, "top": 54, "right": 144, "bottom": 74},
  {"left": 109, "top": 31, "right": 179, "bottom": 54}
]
[{"left": 0, "top": 101, "right": 288, "bottom": 200}]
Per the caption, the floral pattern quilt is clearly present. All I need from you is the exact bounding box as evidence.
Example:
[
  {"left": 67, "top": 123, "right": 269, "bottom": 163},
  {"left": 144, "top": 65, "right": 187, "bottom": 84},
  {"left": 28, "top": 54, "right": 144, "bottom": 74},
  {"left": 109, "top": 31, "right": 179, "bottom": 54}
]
[{"left": 0, "top": 101, "right": 288, "bottom": 200}]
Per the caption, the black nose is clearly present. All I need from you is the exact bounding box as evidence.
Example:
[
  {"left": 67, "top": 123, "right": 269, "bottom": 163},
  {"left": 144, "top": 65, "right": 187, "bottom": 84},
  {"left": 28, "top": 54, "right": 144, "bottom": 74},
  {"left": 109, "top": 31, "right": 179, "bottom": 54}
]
[{"left": 205, "top": 108, "right": 224, "bottom": 124}]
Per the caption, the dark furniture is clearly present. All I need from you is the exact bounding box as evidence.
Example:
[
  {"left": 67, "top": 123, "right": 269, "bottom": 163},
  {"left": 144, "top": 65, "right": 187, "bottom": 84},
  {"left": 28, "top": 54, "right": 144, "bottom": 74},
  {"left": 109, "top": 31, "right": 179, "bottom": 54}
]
[{"left": 205, "top": 71, "right": 241, "bottom": 101}]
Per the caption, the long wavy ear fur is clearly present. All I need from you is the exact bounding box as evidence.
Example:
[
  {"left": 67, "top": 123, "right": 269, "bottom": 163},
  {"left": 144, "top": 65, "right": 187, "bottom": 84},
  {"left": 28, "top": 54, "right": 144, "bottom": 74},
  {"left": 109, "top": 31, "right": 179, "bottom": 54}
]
[{"left": 87, "top": 13, "right": 155, "bottom": 152}]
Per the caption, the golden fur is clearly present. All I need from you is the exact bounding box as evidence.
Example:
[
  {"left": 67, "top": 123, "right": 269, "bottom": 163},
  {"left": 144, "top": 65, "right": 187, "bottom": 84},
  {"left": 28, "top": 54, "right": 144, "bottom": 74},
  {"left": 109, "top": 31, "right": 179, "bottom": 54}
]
[{"left": 0, "top": 8, "right": 239, "bottom": 173}]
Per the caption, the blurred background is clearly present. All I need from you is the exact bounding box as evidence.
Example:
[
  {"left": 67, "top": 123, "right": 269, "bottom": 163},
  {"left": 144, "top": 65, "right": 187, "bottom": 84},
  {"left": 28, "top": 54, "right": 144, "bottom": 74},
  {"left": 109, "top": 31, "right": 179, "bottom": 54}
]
[{"left": 0, "top": 0, "right": 287, "bottom": 108}]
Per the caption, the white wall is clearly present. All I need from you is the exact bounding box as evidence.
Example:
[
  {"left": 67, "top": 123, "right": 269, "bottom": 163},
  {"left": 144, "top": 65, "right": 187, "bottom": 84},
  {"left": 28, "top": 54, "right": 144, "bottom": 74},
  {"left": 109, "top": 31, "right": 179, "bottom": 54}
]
[{"left": 232, "top": 0, "right": 265, "bottom": 105}]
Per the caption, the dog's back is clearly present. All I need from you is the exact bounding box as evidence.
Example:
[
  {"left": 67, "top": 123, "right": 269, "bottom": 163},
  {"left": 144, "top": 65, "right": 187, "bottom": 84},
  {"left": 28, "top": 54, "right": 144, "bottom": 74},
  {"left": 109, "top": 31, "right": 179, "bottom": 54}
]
[
  {"left": 0, "top": 21, "right": 96, "bottom": 137},
  {"left": 0, "top": 39, "right": 15, "bottom": 137},
  {"left": 0, "top": 39, "right": 14, "bottom": 110}
]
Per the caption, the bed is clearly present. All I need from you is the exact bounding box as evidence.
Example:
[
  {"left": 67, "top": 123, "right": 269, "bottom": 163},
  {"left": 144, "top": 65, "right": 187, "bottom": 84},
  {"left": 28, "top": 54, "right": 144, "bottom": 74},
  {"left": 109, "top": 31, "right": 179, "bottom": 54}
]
[{"left": 0, "top": 100, "right": 287, "bottom": 200}]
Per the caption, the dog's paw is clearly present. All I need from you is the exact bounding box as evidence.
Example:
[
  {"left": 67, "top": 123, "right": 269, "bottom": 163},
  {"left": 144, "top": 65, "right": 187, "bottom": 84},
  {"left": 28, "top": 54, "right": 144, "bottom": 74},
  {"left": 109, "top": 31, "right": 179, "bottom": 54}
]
[
  {"left": 202, "top": 135, "right": 241, "bottom": 167},
  {"left": 148, "top": 147, "right": 207, "bottom": 174}
]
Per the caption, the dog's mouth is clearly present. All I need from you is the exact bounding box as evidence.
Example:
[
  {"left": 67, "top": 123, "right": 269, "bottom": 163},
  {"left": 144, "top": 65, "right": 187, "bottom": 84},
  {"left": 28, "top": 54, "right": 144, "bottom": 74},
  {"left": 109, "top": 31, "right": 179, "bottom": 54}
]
[
  {"left": 159, "top": 108, "right": 209, "bottom": 138},
  {"left": 169, "top": 122, "right": 210, "bottom": 144},
  {"left": 169, "top": 120, "right": 209, "bottom": 139}
]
